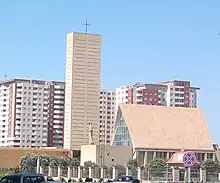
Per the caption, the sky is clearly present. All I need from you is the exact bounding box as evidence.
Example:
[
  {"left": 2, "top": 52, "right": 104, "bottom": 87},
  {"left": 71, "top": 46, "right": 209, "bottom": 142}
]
[{"left": 0, "top": 1, "right": 220, "bottom": 143}]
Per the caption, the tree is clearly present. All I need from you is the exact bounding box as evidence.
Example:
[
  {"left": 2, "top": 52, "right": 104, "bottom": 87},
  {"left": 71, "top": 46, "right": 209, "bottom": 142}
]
[
  {"left": 57, "top": 156, "right": 69, "bottom": 169},
  {"left": 83, "top": 161, "right": 95, "bottom": 178},
  {"left": 65, "top": 156, "right": 80, "bottom": 168},
  {"left": 39, "top": 154, "right": 50, "bottom": 168},
  {"left": 201, "top": 159, "right": 220, "bottom": 173},
  {"left": 127, "top": 158, "right": 138, "bottom": 168},
  {"left": 13, "top": 165, "right": 21, "bottom": 173},
  {"left": 19, "top": 153, "right": 80, "bottom": 173},
  {"left": 20, "top": 153, "right": 37, "bottom": 172},
  {"left": 48, "top": 155, "right": 59, "bottom": 168},
  {"left": 201, "top": 159, "right": 220, "bottom": 182},
  {"left": 106, "top": 166, "right": 113, "bottom": 178},
  {"left": 149, "top": 158, "right": 167, "bottom": 178},
  {"left": 83, "top": 161, "right": 96, "bottom": 168},
  {"left": 149, "top": 158, "right": 166, "bottom": 169}
]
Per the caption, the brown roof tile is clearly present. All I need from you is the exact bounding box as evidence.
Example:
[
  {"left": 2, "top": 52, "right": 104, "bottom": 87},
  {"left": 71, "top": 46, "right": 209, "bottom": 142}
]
[{"left": 119, "top": 104, "right": 213, "bottom": 151}]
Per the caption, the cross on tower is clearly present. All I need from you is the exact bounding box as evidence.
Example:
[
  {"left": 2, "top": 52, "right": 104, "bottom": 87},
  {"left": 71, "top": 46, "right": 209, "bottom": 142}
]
[{"left": 82, "top": 20, "right": 91, "bottom": 34}]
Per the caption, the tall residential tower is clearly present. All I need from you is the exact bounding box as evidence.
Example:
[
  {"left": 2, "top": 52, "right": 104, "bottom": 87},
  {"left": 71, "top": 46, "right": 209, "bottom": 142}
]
[
  {"left": 0, "top": 79, "right": 65, "bottom": 147},
  {"left": 64, "top": 32, "right": 101, "bottom": 150},
  {"left": 99, "top": 90, "right": 115, "bottom": 145}
]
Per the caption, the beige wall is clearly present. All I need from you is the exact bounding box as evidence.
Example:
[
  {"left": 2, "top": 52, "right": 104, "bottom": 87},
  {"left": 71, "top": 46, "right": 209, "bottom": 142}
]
[
  {"left": 0, "top": 147, "right": 71, "bottom": 168},
  {"left": 64, "top": 32, "right": 101, "bottom": 150},
  {"left": 81, "top": 145, "right": 132, "bottom": 167},
  {"left": 81, "top": 145, "right": 98, "bottom": 165}
]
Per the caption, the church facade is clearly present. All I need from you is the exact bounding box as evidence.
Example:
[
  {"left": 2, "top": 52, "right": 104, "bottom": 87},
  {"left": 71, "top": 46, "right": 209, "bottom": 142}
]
[{"left": 111, "top": 104, "right": 216, "bottom": 165}]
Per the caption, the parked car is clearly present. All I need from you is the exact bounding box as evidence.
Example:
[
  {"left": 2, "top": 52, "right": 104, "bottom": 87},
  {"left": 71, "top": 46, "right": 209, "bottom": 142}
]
[
  {"left": 46, "top": 177, "right": 54, "bottom": 181},
  {"left": 0, "top": 173, "right": 45, "bottom": 183},
  {"left": 85, "top": 177, "right": 93, "bottom": 182},
  {"left": 113, "top": 176, "right": 139, "bottom": 183}
]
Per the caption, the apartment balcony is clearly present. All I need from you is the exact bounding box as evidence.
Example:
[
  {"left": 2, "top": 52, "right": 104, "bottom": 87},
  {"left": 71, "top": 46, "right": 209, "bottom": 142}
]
[
  {"left": 136, "top": 92, "right": 142, "bottom": 97},
  {"left": 16, "top": 89, "right": 22, "bottom": 94},
  {"left": 53, "top": 115, "right": 63, "bottom": 119},
  {"left": 53, "top": 125, "right": 63, "bottom": 129},
  {"left": 53, "top": 141, "right": 63, "bottom": 145},
  {"left": 43, "top": 96, "right": 49, "bottom": 100},
  {"left": 136, "top": 98, "right": 142, "bottom": 102},
  {"left": 15, "top": 126, "right": 21, "bottom": 130},
  {"left": 53, "top": 130, "right": 63, "bottom": 134},
  {"left": 16, "top": 93, "right": 22, "bottom": 98},
  {"left": 54, "top": 100, "right": 64, "bottom": 104},
  {"left": 54, "top": 110, "right": 63, "bottom": 114},
  {"left": 32, "top": 110, "right": 38, "bottom": 115},
  {"left": 54, "top": 84, "right": 64, "bottom": 88},
  {"left": 31, "top": 115, "right": 37, "bottom": 119},
  {"left": 43, "top": 106, "right": 48, "bottom": 110},
  {"left": 53, "top": 105, "right": 63, "bottom": 109},
  {"left": 32, "top": 99, "right": 38, "bottom": 103},
  {"left": 44, "top": 90, "right": 49, "bottom": 94},
  {"left": 42, "top": 133, "right": 48, "bottom": 136},
  {"left": 53, "top": 121, "right": 63, "bottom": 126},
  {"left": 32, "top": 105, "right": 37, "bottom": 109},
  {"left": 16, "top": 102, "right": 22, "bottom": 107},
  {"left": 15, "top": 117, "right": 21, "bottom": 122},
  {"left": 54, "top": 90, "right": 64, "bottom": 94},
  {"left": 54, "top": 95, "right": 64, "bottom": 99}
]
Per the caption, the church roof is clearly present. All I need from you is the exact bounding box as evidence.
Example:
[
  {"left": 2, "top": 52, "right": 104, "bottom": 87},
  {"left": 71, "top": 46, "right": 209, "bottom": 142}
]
[{"left": 118, "top": 104, "right": 213, "bottom": 151}]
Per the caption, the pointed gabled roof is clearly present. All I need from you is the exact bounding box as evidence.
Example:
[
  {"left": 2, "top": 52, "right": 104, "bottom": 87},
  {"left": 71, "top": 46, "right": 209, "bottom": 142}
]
[
  {"left": 119, "top": 104, "right": 213, "bottom": 151},
  {"left": 166, "top": 151, "right": 185, "bottom": 164}
]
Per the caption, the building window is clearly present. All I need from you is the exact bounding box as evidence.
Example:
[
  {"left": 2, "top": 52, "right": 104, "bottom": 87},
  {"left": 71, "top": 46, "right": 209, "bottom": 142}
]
[{"left": 112, "top": 113, "right": 133, "bottom": 147}]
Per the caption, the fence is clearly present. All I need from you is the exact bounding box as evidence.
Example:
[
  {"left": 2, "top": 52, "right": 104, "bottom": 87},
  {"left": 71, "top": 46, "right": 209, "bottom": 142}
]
[
  {"left": 206, "top": 171, "right": 219, "bottom": 182},
  {"left": 1, "top": 166, "right": 219, "bottom": 182},
  {"left": 142, "top": 167, "right": 173, "bottom": 181},
  {"left": 127, "top": 166, "right": 138, "bottom": 179}
]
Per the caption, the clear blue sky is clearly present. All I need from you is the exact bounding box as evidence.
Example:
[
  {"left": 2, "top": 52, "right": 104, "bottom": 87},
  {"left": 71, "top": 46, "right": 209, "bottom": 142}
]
[{"left": 0, "top": 1, "right": 220, "bottom": 143}]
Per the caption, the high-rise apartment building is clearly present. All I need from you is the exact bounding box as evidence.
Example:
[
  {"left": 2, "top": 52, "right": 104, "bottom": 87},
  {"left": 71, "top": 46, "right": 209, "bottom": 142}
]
[
  {"left": 116, "top": 80, "right": 199, "bottom": 112},
  {"left": 99, "top": 90, "right": 115, "bottom": 145},
  {"left": 0, "top": 79, "right": 65, "bottom": 147},
  {"left": 64, "top": 32, "right": 101, "bottom": 150},
  {"left": 160, "top": 80, "right": 199, "bottom": 108}
]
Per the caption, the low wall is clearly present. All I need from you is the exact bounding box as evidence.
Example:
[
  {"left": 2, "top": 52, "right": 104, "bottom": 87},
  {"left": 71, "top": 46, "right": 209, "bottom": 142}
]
[{"left": 0, "top": 147, "right": 71, "bottom": 168}]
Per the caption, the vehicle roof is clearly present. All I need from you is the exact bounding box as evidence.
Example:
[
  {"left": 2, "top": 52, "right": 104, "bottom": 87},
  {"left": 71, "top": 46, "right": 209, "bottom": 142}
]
[{"left": 2, "top": 173, "right": 44, "bottom": 178}]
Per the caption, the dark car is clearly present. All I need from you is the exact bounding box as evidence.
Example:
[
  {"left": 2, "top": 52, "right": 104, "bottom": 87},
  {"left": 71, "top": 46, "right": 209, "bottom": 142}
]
[
  {"left": 46, "top": 177, "right": 54, "bottom": 182},
  {"left": 113, "top": 176, "right": 139, "bottom": 183},
  {"left": 113, "top": 176, "right": 134, "bottom": 182},
  {"left": 0, "top": 173, "right": 45, "bottom": 183}
]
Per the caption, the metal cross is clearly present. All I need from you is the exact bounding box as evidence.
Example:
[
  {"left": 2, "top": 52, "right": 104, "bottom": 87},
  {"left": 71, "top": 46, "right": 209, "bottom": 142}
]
[{"left": 82, "top": 20, "right": 91, "bottom": 34}]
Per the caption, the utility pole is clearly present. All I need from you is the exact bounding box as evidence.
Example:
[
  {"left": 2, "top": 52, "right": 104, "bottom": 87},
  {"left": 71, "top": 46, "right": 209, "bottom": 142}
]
[{"left": 82, "top": 20, "right": 91, "bottom": 34}]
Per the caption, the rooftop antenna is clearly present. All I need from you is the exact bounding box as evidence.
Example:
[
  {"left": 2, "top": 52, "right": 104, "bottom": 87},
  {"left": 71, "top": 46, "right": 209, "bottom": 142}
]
[{"left": 82, "top": 20, "right": 91, "bottom": 34}]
